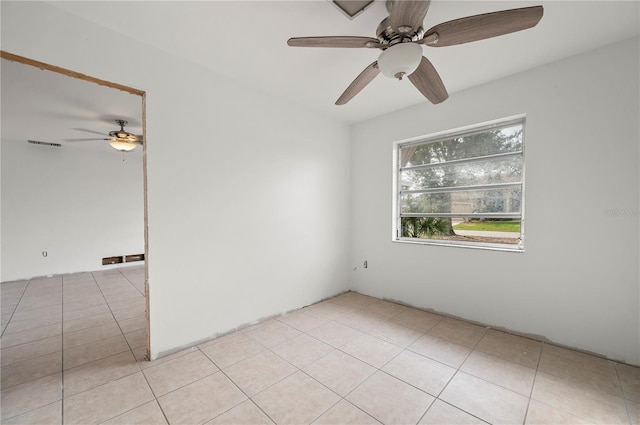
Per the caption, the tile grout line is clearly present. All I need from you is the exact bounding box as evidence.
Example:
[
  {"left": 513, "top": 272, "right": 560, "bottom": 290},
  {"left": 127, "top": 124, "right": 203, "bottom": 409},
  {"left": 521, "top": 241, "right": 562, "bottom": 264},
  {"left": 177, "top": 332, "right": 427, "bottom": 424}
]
[
  {"left": 277, "top": 303, "right": 440, "bottom": 424},
  {"left": 0, "top": 281, "right": 66, "bottom": 404},
  {"left": 341, "top": 305, "right": 435, "bottom": 423},
  {"left": 95, "top": 270, "right": 147, "bottom": 353},
  {"left": 60, "top": 275, "right": 65, "bottom": 425},
  {"left": 248, "top": 319, "right": 377, "bottom": 425},
  {"left": 522, "top": 341, "right": 546, "bottom": 425},
  {"left": 80, "top": 270, "right": 150, "bottom": 425},
  {"left": 117, "top": 268, "right": 145, "bottom": 298},
  {"left": 91, "top": 271, "right": 136, "bottom": 352},
  {"left": 61, "top": 274, "right": 66, "bottom": 425},
  {"left": 0, "top": 278, "right": 31, "bottom": 339},
  {"left": 198, "top": 346, "right": 280, "bottom": 425},
  {"left": 205, "top": 314, "right": 382, "bottom": 424},
  {"left": 535, "top": 344, "right": 629, "bottom": 423},
  {"left": 613, "top": 362, "right": 635, "bottom": 425},
  {"left": 414, "top": 323, "right": 491, "bottom": 424},
  {"left": 297, "top": 297, "right": 390, "bottom": 420},
  {"left": 137, "top": 365, "right": 172, "bottom": 425},
  {"left": 301, "top": 307, "right": 427, "bottom": 424}
]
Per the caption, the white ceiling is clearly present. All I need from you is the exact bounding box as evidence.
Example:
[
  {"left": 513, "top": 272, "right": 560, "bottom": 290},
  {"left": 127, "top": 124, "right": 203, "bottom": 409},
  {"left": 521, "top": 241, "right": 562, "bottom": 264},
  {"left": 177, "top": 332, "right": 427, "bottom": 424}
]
[
  {"left": 1, "top": 58, "right": 143, "bottom": 156},
  {"left": 47, "top": 0, "right": 639, "bottom": 124},
  {"left": 2, "top": 0, "right": 638, "bottom": 152}
]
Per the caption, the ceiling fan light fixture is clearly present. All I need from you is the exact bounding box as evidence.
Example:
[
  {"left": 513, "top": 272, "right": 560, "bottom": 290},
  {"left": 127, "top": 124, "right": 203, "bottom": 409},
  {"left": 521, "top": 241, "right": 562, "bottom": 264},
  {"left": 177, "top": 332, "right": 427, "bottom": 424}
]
[
  {"left": 377, "top": 42, "right": 422, "bottom": 80},
  {"left": 109, "top": 139, "right": 137, "bottom": 152}
]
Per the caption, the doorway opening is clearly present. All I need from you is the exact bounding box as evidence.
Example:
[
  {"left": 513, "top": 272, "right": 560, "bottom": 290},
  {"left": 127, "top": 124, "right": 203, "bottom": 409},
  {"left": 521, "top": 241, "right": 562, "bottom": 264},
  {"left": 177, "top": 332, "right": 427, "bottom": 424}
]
[{"left": 0, "top": 51, "right": 150, "bottom": 359}]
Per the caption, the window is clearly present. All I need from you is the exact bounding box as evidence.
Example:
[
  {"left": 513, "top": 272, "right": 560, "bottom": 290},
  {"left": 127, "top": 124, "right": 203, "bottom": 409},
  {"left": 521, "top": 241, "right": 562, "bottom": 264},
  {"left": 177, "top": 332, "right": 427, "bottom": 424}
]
[{"left": 393, "top": 117, "right": 525, "bottom": 251}]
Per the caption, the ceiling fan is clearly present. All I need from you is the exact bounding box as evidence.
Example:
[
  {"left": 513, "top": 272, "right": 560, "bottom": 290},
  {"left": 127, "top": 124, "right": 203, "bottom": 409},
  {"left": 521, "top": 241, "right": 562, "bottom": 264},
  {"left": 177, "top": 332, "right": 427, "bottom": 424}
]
[
  {"left": 287, "top": 0, "right": 543, "bottom": 105},
  {"left": 106, "top": 119, "right": 142, "bottom": 152},
  {"left": 65, "top": 119, "right": 143, "bottom": 152}
]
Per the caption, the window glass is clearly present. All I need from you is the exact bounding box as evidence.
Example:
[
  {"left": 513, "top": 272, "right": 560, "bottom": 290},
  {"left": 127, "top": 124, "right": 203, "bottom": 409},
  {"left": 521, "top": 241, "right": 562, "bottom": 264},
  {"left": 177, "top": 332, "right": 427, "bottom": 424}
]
[{"left": 394, "top": 119, "right": 525, "bottom": 251}]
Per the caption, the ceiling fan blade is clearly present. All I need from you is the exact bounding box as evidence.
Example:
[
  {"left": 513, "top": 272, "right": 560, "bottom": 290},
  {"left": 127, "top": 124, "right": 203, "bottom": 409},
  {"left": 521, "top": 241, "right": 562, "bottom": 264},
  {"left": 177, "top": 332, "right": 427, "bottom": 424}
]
[
  {"left": 287, "top": 36, "right": 380, "bottom": 48},
  {"left": 389, "top": 0, "right": 431, "bottom": 34},
  {"left": 423, "top": 6, "right": 543, "bottom": 47},
  {"left": 62, "top": 138, "right": 109, "bottom": 142},
  {"left": 408, "top": 56, "right": 448, "bottom": 104},
  {"left": 335, "top": 61, "right": 380, "bottom": 105},
  {"left": 72, "top": 128, "right": 107, "bottom": 136}
]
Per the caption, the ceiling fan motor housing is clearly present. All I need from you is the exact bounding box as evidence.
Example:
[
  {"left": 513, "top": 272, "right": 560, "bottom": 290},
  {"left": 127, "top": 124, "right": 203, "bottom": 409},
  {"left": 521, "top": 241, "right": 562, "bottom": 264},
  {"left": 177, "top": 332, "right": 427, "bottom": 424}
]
[
  {"left": 109, "top": 119, "right": 139, "bottom": 143},
  {"left": 376, "top": 17, "right": 424, "bottom": 46}
]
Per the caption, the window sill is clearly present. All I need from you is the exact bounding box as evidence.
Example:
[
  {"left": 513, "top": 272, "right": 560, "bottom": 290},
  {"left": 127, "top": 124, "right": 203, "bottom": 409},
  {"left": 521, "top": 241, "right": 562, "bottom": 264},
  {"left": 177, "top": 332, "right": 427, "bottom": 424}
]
[{"left": 393, "top": 237, "right": 524, "bottom": 253}]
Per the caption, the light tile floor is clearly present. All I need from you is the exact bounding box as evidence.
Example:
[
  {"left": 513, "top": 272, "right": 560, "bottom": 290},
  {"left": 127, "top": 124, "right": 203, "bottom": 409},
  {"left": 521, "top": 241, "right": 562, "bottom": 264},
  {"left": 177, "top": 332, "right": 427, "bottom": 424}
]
[{"left": 1, "top": 266, "right": 639, "bottom": 424}]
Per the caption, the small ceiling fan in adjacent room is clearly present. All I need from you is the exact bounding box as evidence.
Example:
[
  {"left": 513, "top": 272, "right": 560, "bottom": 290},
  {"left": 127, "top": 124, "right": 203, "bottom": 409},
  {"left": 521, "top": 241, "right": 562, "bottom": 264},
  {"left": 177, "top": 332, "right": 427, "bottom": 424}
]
[
  {"left": 64, "top": 119, "right": 143, "bottom": 152},
  {"left": 287, "top": 0, "right": 543, "bottom": 105}
]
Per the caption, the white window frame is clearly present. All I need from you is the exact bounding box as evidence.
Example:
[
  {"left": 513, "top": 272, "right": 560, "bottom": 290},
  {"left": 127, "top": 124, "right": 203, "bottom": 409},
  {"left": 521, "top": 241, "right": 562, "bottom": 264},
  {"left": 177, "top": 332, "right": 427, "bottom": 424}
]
[{"left": 392, "top": 115, "right": 526, "bottom": 252}]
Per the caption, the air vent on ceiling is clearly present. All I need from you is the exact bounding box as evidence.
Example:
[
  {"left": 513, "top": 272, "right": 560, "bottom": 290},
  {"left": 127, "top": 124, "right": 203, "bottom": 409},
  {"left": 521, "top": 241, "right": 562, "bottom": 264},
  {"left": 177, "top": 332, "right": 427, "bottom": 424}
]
[
  {"left": 331, "top": 0, "right": 374, "bottom": 19},
  {"left": 28, "top": 140, "right": 62, "bottom": 148}
]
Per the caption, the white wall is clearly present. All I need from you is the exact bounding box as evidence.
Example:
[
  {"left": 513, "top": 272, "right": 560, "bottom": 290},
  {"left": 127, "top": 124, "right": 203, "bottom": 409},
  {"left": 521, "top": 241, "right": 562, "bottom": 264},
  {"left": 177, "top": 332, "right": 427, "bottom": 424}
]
[
  {"left": 146, "top": 71, "right": 352, "bottom": 356},
  {"left": 4, "top": 1, "right": 637, "bottom": 365},
  {"left": 349, "top": 37, "right": 640, "bottom": 365},
  {"left": 1, "top": 1, "right": 352, "bottom": 358},
  {"left": 1, "top": 140, "right": 144, "bottom": 281}
]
